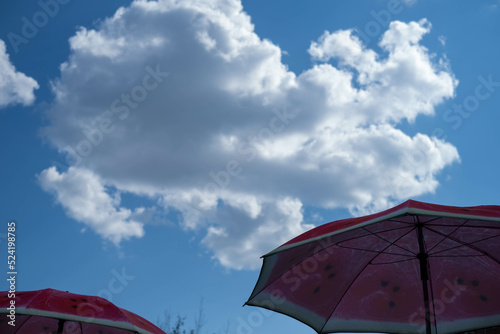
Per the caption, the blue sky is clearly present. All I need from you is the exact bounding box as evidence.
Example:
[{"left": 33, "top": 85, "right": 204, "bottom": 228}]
[{"left": 1, "top": 0, "right": 499, "bottom": 333}]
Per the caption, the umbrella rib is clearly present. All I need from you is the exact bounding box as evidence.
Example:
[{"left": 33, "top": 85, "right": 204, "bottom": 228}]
[
  {"left": 386, "top": 218, "right": 415, "bottom": 225},
  {"left": 317, "top": 254, "right": 379, "bottom": 334},
  {"left": 318, "top": 228, "right": 417, "bottom": 334},
  {"left": 425, "top": 226, "right": 500, "bottom": 264},
  {"left": 365, "top": 224, "right": 416, "bottom": 234},
  {"left": 427, "top": 223, "right": 500, "bottom": 230},
  {"left": 430, "top": 254, "right": 488, "bottom": 258},
  {"left": 247, "top": 236, "right": 368, "bottom": 300},
  {"left": 332, "top": 225, "right": 411, "bottom": 247},
  {"left": 362, "top": 226, "right": 418, "bottom": 256},
  {"left": 14, "top": 315, "right": 31, "bottom": 333},
  {"left": 249, "top": 227, "right": 415, "bottom": 302},
  {"left": 321, "top": 225, "right": 417, "bottom": 260},
  {"left": 426, "top": 219, "right": 470, "bottom": 254},
  {"left": 386, "top": 215, "right": 442, "bottom": 226},
  {"left": 369, "top": 257, "right": 415, "bottom": 265},
  {"left": 248, "top": 230, "right": 376, "bottom": 298},
  {"left": 428, "top": 233, "right": 500, "bottom": 256},
  {"left": 336, "top": 243, "right": 415, "bottom": 258}
]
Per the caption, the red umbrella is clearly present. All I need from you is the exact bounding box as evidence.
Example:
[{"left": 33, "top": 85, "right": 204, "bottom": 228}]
[
  {"left": 246, "top": 200, "right": 500, "bottom": 334},
  {"left": 0, "top": 288, "right": 166, "bottom": 334}
]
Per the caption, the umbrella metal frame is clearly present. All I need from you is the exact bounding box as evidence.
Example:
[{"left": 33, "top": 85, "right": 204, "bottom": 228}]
[{"left": 247, "top": 200, "right": 500, "bottom": 334}]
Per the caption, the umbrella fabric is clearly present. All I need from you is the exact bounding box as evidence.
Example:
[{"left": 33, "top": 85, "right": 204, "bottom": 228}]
[
  {"left": 0, "top": 288, "right": 166, "bottom": 334},
  {"left": 246, "top": 200, "right": 500, "bottom": 334}
]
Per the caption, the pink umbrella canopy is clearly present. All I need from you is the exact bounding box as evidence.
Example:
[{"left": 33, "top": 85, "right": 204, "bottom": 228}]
[
  {"left": 0, "top": 288, "right": 166, "bottom": 334},
  {"left": 246, "top": 200, "right": 500, "bottom": 334}
]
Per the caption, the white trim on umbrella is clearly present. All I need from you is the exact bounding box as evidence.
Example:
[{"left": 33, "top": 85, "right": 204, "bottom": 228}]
[
  {"left": 0, "top": 307, "right": 157, "bottom": 334},
  {"left": 265, "top": 205, "right": 500, "bottom": 257}
]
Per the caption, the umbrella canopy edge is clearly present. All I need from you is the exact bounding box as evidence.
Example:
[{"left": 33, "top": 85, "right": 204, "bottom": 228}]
[
  {"left": 264, "top": 200, "right": 500, "bottom": 257},
  {"left": 0, "top": 307, "right": 157, "bottom": 334}
]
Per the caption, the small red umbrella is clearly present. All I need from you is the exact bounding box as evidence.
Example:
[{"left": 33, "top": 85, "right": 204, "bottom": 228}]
[
  {"left": 0, "top": 288, "right": 166, "bottom": 334},
  {"left": 246, "top": 200, "right": 500, "bottom": 334}
]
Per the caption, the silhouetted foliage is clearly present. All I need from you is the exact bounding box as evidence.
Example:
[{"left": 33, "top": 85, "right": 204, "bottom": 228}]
[{"left": 157, "top": 299, "right": 229, "bottom": 334}]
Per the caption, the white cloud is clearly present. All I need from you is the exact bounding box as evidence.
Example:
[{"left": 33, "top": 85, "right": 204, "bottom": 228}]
[
  {"left": 0, "top": 39, "right": 39, "bottom": 109},
  {"left": 38, "top": 167, "right": 145, "bottom": 245},
  {"left": 438, "top": 35, "right": 446, "bottom": 46},
  {"left": 202, "top": 197, "right": 313, "bottom": 270},
  {"left": 40, "top": 0, "right": 459, "bottom": 269},
  {"left": 308, "top": 19, "right": 457, "bottom": 123}
]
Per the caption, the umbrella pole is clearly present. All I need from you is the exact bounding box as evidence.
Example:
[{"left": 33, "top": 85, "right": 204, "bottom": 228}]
[
  {"left": 420, "top": 272, "right": 432, "bottom": 334},
  {"left": 57, "top": 319, "right": 65, "bottom": 334},
  {"left": 416, "top": 222, "right": 432, "bottom": 334}
]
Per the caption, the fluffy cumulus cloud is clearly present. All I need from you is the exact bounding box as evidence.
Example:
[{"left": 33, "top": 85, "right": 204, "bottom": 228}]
[
  {"left": 38, "top": 167, "right": 145, "bottom": 245},
  {"left": 0, "top": 39, "right": 39, "bottom": 109},
  {"left": 40, "top": 0, "right": 459, "bottom": 269}
]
